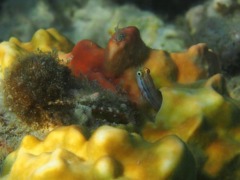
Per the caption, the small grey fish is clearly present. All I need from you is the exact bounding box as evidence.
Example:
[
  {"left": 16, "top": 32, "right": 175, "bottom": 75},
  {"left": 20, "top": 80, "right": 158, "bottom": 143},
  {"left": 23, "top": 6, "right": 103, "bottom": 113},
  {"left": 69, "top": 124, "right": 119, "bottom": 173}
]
[
  {"left": 136, "top": 68, "right": 163, "bottom": 111},
  {"left": 114, "top": 24, "right": 126, "bottom": 42}
]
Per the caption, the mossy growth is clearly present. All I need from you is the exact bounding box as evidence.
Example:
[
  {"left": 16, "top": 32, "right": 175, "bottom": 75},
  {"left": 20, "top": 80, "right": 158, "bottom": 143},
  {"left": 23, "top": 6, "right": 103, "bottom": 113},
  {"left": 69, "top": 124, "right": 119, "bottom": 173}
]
[
  {"left": 73, "top": 78, "right": 145, "bottom": 132},
  {"left": 3, "top": 51, "right": 78, "bottom": 126}
]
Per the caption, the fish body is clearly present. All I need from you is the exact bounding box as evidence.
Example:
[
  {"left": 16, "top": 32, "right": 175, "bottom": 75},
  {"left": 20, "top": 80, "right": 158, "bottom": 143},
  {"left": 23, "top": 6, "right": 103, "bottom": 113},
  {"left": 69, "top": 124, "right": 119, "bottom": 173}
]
[{"left": 136, "top": 68, "right": 163, "bottom": 111}]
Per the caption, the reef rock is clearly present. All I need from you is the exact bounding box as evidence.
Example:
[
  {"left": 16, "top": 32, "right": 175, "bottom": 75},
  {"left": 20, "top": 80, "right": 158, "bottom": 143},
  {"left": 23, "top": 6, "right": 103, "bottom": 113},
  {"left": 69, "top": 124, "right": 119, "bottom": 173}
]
[{"left": 185, "top": 0, "right": 240, "bottom": 75}]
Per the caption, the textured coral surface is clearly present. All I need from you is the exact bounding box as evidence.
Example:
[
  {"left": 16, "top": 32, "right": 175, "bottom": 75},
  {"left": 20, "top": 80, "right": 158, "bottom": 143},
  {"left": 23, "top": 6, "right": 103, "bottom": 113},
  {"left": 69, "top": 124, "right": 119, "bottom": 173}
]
[{"left": 1, "top": 125, "right": 196, "bottom": 180}]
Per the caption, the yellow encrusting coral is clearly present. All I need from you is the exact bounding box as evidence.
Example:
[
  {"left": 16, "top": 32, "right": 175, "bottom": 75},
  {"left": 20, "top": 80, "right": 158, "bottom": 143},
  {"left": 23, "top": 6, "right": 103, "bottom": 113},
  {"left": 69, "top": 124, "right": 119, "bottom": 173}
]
[
  {"left": 0, "top": 42, "right": 27, "bottom": 78},
  {"left": 143, "top": 73, "right": 237, "bottom": 141},
  {"left": 143, "top": 43, "right": 221, "bottom": 88},
  {"left": 119, "top": 43, "right": 221, "bottom": 103},
  {"left": 142, "top": 73, "right": 240, "bottom": 178},
  {"left": 8, "top": 28, "right": 74, "bottom": 53},
  {"left": 1, "top": 125, "right": 196, "bottom": 180},
  {"left": 0, "top": 28, "right": 73, "bottom": 77}
]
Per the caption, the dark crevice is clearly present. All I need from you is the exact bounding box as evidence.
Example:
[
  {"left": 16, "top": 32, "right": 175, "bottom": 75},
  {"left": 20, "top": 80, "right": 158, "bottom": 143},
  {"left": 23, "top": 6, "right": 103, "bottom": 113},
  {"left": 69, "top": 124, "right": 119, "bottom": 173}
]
[{"left": 113, "top": 0, "right": 204, "bottom": 20}]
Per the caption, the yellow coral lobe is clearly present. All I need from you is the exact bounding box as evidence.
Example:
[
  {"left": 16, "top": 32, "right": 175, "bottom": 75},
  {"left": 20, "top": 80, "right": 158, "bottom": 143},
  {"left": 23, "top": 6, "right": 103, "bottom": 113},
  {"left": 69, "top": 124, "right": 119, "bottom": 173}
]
[
  {"left": 170, "top": 43, "right": 220, "bottom": 83},
  {"left": 143, "top": 50, "right": 178, "bottom": 87},
  {"left": 10, "top": 148, "right": 90, "bottom": 180},
  {"left": 0, "top": 28, "right": 74, "bottom": 79},
  {"left": 0, "top": 42, "right": 27, "bottom": 76},
  {"left": 142, "top": 72, "right": 240, "bottom": 142},
  {"left": 30, "top": 28, "right": 74, "bottom": 52},
  {"left": 43, "top": 126, "right": 87, "bottom": 155},
  {"left": 0, "top": 125, "right": 196, "bottom": 180},
  {"left": 20, "top": 135, "right": 42, "bottom": 153},
  {"left": 142, "top": 43, "right": 220, "bottom": 88},
  {"left": 93, "top": 156, "right": 123, "bottom": 179},
  {"left": 8, "top": 28, "right": 74, "bottom": 53},
  {"left": 87, "top": 126, "right": 132, "bottom": 159}
]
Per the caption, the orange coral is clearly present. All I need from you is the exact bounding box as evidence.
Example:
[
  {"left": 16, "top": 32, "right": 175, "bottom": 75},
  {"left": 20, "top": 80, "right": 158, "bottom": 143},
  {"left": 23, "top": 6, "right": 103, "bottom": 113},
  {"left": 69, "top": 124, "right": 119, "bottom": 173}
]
[
  {"left": 104, "top": 26, "right": 150, "bottom": 76},
  {"left": 69, "top": 40, "right": 105, "bottom": 76},
  {"left": 67, "top": 40, "right": 116, "bottom": 91},
  {"left": 67, "top": 26, "right": 220, "bottom": 105},
  {"left": 117, "top": 44, "right": 220, "bottom": 103},
  {"left": 170, "top": 43, "right": 220, "bottom": 83}
]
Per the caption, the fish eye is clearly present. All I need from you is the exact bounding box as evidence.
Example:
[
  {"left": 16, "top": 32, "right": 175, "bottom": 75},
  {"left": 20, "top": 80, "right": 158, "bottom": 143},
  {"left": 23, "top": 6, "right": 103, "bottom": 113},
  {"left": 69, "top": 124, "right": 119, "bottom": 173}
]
[
  {"left": 137, "top": 71, "right": 142, "bottom": 76},
  {"left": 115, "top": 32, "right": 126, "bottom": 42},
  {"left": 144, "top": 68, "right": 150, "bottom": 74}
]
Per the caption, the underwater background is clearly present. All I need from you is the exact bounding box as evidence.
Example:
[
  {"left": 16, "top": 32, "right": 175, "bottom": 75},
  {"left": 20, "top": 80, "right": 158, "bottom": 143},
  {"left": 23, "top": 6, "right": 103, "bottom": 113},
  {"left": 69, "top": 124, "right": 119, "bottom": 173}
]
[{"left": 0, "top": 0, "right": 240, "bottom": 179}]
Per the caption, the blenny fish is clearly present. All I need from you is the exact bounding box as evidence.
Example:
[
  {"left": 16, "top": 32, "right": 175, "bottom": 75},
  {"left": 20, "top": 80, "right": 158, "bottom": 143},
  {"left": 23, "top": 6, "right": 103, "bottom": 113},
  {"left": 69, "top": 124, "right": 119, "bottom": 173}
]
[{"left": 136, "top": 68, "right": 163, "bottom": 111}]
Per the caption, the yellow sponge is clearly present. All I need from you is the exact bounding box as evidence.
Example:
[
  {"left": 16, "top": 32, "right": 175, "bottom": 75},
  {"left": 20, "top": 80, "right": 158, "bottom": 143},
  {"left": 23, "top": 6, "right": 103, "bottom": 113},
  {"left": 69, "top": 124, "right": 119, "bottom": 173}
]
[
  {"left": 1, "top": 125, "right": 196, "bottom": 180},
  {"left": 0, "top": 28, "right": 73, "bottom": 78}
]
